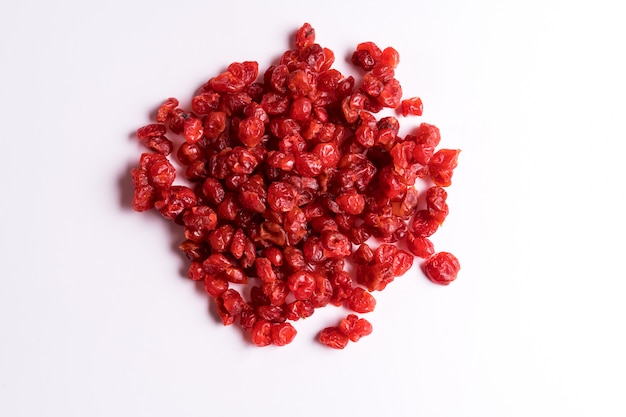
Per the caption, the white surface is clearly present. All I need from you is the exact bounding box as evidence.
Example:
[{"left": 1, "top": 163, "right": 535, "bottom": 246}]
[{"left": 1, "top": 1, "right": 625, "bottom": 416}]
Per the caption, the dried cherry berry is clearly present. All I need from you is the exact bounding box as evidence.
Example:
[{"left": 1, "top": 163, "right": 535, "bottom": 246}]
[
  {"left": 271, "top": 322, "right": 297, "bottom": 346},
  {"left": 177, "top": 142, "right": 201, "bottom": 165},
  {"left": 391, "top": 249, "right": 413, "bottom": 276},
  {"left": 251, "top": 320, "right": 273, "bottom": 347},
  {"left": 187, "top": 262, "right": 205, "bottom": 281},
  {"left": 144, "top": 154, "right": 176, "bottom": 189},
  {"left": 179, "top": 240, "right": 209, "bottom": 262},
  {"left": 312, "top": 142, "right": 340, "bottom": 168},
  {"left": 137, "top": 123, "right": 167, "bottom": 140},
  {"left": 329, "top": 271, "right": 353, "bottom": 306},
  {"left": 352, "top": 49, "right": 376, "bottom": 71},
  {"left": 228, "top": 61, "right": 259, "bottom": 85},
  {"left": 219, "top": 289, "right": 246, "bottom": 316},
  {"left": 295, "top": 23, "right": 315, "bottom": 49},
  {"left": 287, "top": 271, "right": 316, "bottom": 301},
  {"left": 378, "top": 79, "right": 402, "bottom": 108},
  {"left": 381, "top": 47, "right": 400, "bottom": 69},
  {"left": 156, "top": 98, "right": 179, "bottom": 123},
  {"left": 411, "top": 210, "right": 440, "bottom": 237},
  {"left": 355, "top": 42, "right": 382, "bottom": 65},
  {"left": 423, "top": 252, "right": 461, "bottom": 285},
  {"left": 239, "top": 304, "right": 258, "bottom": 333},
  {"left": 154, "top": 186, "right": 197, "bottom": 220},
  {"left": 319, "top": 326, "right": 349, "bottom": 349},
  {"left": 183, "top": 117, "right": 204, "bottom": 144},
  {"left": 262, "top": 280, "right": 289, "bottom": 306},
  {"left": 346, "top": 287, "right": 376, "bottom": 313},
  {"left": 238, "top": 116, "right": 265, "bottom": 147},
  {"left": 339, "top": 314, "right": 373, "bottom": 342},
  {"left": 321, "top": 231, "right": 351, "bottom": 258},
  {"left": 414, "top": 123, "right": 441, "bottom": 147},
  {"left": 406, "top": 232, "right": 435, "bottom": 258},
  {"left": 267, "top": 181, "right": 298, "bottom": 213},
  {"left": 335, "top": 190, "right": 365, "bottom": 215},
  {"left": 203, "top": 111, "right": 227, "bottom": 139},
  {"left": 257, "top": 305, "right": 285, "bottom": 323},
  {"left": 204, "top": 275, "right": 229, "bottom": 297},
  {"left": 311, "top": 274, "right": 333, "bottom": 308},
  {"left": 211, "top": 70, "right": 247, "bottom": 93},
  {"left": 183, "top": 205, "right": 218, "bottom": 242},
  {"left": 412, "top": 143, "right": 435, "bottom": 165},
  {"left": 284, "top": 300, "right": 314, "bottom": 321},
  {"left": 426, "top": 186, "right": 449, "bottom": 224},
  {"left": 145, "top": 136, "right": 173, "bottom": 156},
  {"left": 294, "top": 152, "right": 323, "bottom": 177},
  {"left": 429, "top": 149, "right": 461, "bottom": 187},
  {"left": 401, "top": 97, "right": 423, "bottom": 116},
  {"left": 192, "top": 93, "right": 220, "bottom": 115}
]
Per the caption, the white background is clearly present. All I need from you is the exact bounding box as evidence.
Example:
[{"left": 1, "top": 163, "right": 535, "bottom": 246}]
[{"left": 1, "top": 0, "right": 625, "bottom": 416}]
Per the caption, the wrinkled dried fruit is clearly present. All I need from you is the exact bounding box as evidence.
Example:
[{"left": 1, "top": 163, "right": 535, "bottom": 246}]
[
  {"left": 130, "top": 23, "right": 461, "bottom": 349},
  {"left": 423, "top": 252, "right": 461, "bottom": 285}
]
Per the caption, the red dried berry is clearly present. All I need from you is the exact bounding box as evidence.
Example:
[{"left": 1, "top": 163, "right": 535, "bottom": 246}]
[
  {"left": 238, "top": 116, "right": 265, "bottom": 147},
  {"left": 154, "top": 186, "right": 197, "bottom": 220},
  {"left": 414, "top": 123, "right": 441, "bottom": 147},
  {"left": 295, "top": 23, "right": 315, "bottom": 49},
  {"left": 381, "top": 47, "right": 400, "bottom": 69},
  {"left": 144, "top": 136, "right": 173, "bottom": 156},
  {"left": 378, "top": 79, "right": 402, "bottom": 108},
  {"left": 251, "top": 320, "right": 273, "bottom": 347},
  {"left": 183, "top": 117, "right": 204, "bottom": 144},
  {"left": 346, "top": 287, "right": 376, "bottom": 313},
  {"left": 271, "top": 322, "right": 297, "bottom": 346},
  {"left": 284, "top": 300, "right": 314, "bottom": 321},
  {"left": 319, "top": 327, "right": 349, "bottom": 349},
  {"left": 137, "top": 123, "right": 167, "bottom": 140},
  {"left": 339, "top": 314, "right": 373, "bottom": 342},
  {"left": 406, "top": 232, "right": 435, "bottom": 258},
  {"left": 156, "top": 98, "right": 179, "bottom": 123},
  {"left": 423, "top": 252, "right": 461, "bottom": 285},
  {"left": 412, "top": 210, "right": 440, "bottom": 237},
  {"left": 429, "top": 149, "right": 461, "bottom": 187},
  {"left": 401, "top": 97, "right": 423, "bottom": 116},
  {"left": 203, "top": 111, "right": 227, "bottom": 139},
  {"left": 267, "top": 181, "right": 298, "bottom": 213},
  {"left": 287, "top": 271, "right": 316, "bottom": 301},
  {"left": 204, "top": 275, "right": 229, "bottom": 297},
  {"left": 192, "top": 93, "right": 220, "bottom": 115}
]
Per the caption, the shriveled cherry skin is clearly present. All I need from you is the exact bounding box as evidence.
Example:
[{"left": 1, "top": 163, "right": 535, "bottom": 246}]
[{"left": 423, "top": 252, "right": 461, "bottom": 285}]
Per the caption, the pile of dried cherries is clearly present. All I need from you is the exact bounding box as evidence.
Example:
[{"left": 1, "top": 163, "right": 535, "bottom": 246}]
[{"left": 131, "top": 23, "right": 461, "bottom": 349}]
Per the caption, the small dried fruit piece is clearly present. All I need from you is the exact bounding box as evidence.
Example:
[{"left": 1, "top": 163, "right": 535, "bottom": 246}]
[
  {"left": 339, "top": 314, "right": 373, "bottom": 342},
  {"left": 401, "top": 97, "right": 423, "bottom": 116},
  {"left": 251, "top": 320, "right": 273, "bottom": 347},
  {"left": 287, "top": 271, "right": 316, "bottom": 301},
  {"left": 423, "top": 252, "right": 461, "bottom": 285},
  {"left": 406, "top": 232, "right": 435, "bottom": 258},
  {"left": 319, "top": 327, "right": 349, "bottom": 349},
  {"left": 271, "top": 322, "right": 297, "bottom": 346},
  {"left": 137, "top": 123, "right": 167, "bottom": 140},
  {"left": 429, "top": 149, "right": 461, "bottom": 187},
  {"left": 346, "top": 287, "right": 376, "bottom": 313},
  {"left": 156, "top": 98, "right": 179, "bottom": 123}
]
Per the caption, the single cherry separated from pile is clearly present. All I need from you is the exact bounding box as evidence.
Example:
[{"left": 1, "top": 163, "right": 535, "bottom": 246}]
[{"left": 131, "top": 23, "right": 461, "bottom": 349}]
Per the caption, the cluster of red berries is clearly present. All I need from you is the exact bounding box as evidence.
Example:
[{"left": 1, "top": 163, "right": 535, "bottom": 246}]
[{"left": 131, "top": 23, "right": 461, "bottom": 348}]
